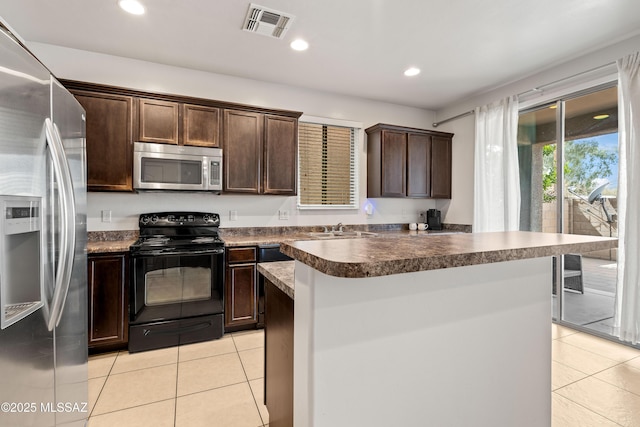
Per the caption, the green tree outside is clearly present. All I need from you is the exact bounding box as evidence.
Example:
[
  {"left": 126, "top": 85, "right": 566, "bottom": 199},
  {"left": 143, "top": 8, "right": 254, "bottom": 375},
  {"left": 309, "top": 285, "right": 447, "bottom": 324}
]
[{"left": 542, "top": 139, "right": 617, "bottom": 202}]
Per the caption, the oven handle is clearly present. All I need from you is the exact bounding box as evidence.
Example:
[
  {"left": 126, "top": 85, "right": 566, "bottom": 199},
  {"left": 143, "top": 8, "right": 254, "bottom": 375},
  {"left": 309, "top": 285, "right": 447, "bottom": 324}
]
[
  {"left": 132, "top": 247, "right": 225, "bottom": 257},
  {"left": 143, "top": 320, "right": 213, "bottom": 337}
]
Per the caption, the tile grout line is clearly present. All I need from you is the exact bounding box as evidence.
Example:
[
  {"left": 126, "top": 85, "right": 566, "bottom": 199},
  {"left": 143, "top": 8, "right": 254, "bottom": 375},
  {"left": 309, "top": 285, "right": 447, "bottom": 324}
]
[
  {"left": 552, "top": 327, "right": 640, "bottom": 425},
  {"left": 174, "top": 349, "right": 180, "bottom": 427},
  {"left": 553, "top": 349, "right": 640, "bottom": 425},
  {"left": 232, "top": 332, "right": 268, "bottom": 427},
  {"left": 88, "top": 350, "right": 120, "bottom": 419},
  {"left": 552, "top": 390, "right": 625, "bottom": 426},
  {"left": 88, "top": 397, "right": 177, "bottom": 421}
]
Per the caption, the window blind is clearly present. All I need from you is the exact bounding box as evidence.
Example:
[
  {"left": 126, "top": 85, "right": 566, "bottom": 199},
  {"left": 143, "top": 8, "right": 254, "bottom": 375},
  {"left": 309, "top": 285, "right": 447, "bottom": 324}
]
[{"left": 298, "top": 122, "right": 357, "bottom": 208}]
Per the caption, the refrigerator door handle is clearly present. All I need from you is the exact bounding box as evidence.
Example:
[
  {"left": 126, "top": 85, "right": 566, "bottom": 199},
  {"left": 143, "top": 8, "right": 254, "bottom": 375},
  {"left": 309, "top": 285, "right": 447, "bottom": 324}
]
[{"left": 44, "top": 118, "right": 76, "bottom": 331}]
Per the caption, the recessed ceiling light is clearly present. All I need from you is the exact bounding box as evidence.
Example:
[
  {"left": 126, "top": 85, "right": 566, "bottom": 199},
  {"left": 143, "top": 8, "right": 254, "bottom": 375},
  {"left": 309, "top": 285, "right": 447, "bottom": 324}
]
[
  {"left": 118, "top": 0, "right": 145, "bottom": 15},
  {"left": 593, "top": 114, "right": 610, "bottom": 120},
  {"left": 404, "top": 67, "right": 420, "bottom": 77},
  {"left": 290, "top": 39, "right": 309, "bottom": 51}
]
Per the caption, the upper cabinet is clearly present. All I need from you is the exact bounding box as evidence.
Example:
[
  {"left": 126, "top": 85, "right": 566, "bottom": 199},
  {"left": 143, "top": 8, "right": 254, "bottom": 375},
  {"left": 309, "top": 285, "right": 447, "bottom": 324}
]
[
  {"left": 183, "top": 104, "right": 221, "bottom": 147},
  {"left": 137, "top": 99, "right": 180, "bottom": 144},
  {"left": 137, "top": 99, "right": 221, "bottom": 147},
  {"left": 62, "top": 80, "right": 301, "bottom": 193},
  {"left": 70, "top": 90, "right": 134, "bottom": 192},
  {"left": 223, "top": 111, "right": 298, "bottom": 195},
  {"left": 366, "top": 123, "right": 453, "bottom": 199},
  {"left": 430, "top": 135, "right": 453, "bottom": 199},
  {"left": 223, "top": 110, "right": 263, "bottom": 193},
  {"left": 263, "top": 115, "right": 297, "bottom": 195}
]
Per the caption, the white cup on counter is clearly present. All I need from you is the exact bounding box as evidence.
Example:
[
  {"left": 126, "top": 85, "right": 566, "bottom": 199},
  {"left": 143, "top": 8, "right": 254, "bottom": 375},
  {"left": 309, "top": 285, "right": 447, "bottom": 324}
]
[
  {"left": 409, "top": 223, "right": 418, "bottom": 230},
  {"left": 418, "top": 223, "right": 428, "bottom": 231}
]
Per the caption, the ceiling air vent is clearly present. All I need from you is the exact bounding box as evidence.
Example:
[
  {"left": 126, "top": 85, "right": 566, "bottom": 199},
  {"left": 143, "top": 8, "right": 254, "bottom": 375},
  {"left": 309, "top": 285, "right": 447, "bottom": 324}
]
[{"left": 242, "top": 3, "right": 295, "bottom": 39}]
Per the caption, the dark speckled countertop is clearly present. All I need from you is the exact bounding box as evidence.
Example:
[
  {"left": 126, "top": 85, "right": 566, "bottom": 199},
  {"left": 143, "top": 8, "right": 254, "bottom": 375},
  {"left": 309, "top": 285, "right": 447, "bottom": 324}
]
[
  {"left": 85, "top": 224, "right": 469, "bottom": 253},
  {"left": 87, "top": 230, "right": 138, "bottom": 254},
  {"left": 280, "top": 231, "right": 618, "bottom": 278},
  {"left": 257, "top": 261, "right": 295, "bottom": 299}
]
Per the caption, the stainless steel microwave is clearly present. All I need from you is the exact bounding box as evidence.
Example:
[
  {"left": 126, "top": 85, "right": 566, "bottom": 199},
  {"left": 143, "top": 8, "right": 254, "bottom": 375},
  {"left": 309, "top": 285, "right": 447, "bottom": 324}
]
[{"left": 133, "top": 142, "right": 222, "bottom": 192}]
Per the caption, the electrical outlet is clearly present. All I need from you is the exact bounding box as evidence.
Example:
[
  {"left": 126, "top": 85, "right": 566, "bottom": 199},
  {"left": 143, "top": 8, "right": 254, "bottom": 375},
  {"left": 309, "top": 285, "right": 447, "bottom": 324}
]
[
  {"left": 229, "top": 210, "right": 238, "bottom": 221},
  {"left": 278, "top": 210, "right": 289, "bottom": 220},
  {"left": 101, "top": 210, "right": 111, "bottom": 223},
  {"left": 418, "top": 211, "right": 426, "bottom": 223}
]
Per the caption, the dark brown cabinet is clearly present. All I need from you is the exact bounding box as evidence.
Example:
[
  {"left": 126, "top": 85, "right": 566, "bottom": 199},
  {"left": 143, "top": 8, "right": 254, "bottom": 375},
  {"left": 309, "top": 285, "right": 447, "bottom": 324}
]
[
  {"left": 225, "top": 247, "right": 258, "bottom": 330},
  {"left": 223, "top": 110, "right": 263, "bottom": 193},
  {"left": 407, "top": 133, "right": 432, "bottom": 197},
  {"left": 138, "top": 99, "right": 221, "bottom": 147},
  {"left": 366, "top": 123, "right": 453, "bottom": 199},
  {"left": 430, "top": 136, "right": 453, "bottom": 199},
  {"left": 183, "top": 104, "right": 221, "bottom": 147},
  {"left": 63, "top": 80, "right": 301, "bottom": 193},
  {"left": 137, "top": 98, "right": 180, "bottom": 144},
  {"left": 264, "top": 115, "right": 297, "bottom": 194},
  {"left": 71, "top": 90, "right": 133, "bottom": 191},
  {"left": 88, "top": 253, "right": 129, "bottom": 352},
  {"left": 224, "top": 111, "right": 298, "bottom": 195},
  {"left": 264, "top": 279, "right": 294, "bottom": 427}
]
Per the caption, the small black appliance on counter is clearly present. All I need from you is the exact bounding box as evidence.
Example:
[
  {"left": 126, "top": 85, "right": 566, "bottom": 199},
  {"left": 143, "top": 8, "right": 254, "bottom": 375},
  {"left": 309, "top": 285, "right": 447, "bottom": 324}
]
[{"left": 427, "top": 209, "right": 442, "bottom": 230}]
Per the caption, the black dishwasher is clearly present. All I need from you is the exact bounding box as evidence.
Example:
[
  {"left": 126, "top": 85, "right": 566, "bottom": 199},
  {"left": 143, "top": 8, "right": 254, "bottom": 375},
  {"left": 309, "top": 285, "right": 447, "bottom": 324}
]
[{"left": 257, "top": 244, "right": 292, "bottom": 328}]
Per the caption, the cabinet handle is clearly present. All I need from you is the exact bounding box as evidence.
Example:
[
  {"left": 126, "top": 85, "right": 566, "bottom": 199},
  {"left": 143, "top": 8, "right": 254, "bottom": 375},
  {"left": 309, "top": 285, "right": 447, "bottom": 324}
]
[{"left": 143, "top": 321, "right": 213, "bottom": 336}]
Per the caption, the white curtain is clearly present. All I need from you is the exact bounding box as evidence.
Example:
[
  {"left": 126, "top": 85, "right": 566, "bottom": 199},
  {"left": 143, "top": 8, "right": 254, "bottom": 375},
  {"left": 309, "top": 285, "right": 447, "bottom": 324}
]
[
  {"left": 614, "top": 53, "right": 640, "bottom": 345},
  {"left": 473, "top": 95, "right": 521, "bottom": 232}
]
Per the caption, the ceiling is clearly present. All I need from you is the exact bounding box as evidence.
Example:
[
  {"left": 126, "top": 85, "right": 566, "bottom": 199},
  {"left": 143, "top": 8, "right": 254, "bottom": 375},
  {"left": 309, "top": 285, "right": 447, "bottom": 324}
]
[{"left": 1, "top": 0, "right": 640, "bottom": 110}]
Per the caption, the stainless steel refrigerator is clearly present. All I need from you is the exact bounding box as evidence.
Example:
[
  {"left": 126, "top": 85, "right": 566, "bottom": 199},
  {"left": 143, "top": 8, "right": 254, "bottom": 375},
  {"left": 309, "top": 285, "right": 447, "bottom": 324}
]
[{"left": 0, "top": 22, "right": 88, "bottom": 427}]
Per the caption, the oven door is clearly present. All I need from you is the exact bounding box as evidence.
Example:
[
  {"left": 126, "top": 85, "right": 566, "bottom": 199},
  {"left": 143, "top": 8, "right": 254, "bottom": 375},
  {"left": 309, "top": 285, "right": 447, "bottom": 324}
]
[{"left": 130, "top": 248, "right": 224, "bottom": 325}]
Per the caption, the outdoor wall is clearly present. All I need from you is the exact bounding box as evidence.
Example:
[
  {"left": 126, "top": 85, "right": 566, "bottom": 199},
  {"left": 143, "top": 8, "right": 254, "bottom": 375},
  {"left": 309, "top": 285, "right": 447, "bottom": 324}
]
[{"left": 542, "top": 198, "right": 618, "bottom": 260}]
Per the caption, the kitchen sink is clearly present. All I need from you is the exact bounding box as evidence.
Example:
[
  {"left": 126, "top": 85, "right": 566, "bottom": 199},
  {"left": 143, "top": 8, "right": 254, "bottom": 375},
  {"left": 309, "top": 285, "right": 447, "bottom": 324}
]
[{"left": 308, "top": 231, "right": 378, "bottom": 239}]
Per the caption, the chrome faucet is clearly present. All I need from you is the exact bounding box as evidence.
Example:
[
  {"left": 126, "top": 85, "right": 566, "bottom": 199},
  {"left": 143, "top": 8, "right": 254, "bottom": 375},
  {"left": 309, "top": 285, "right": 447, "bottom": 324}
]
[{"left": 332, "top": 222, "right": 344, "bottom": 232}]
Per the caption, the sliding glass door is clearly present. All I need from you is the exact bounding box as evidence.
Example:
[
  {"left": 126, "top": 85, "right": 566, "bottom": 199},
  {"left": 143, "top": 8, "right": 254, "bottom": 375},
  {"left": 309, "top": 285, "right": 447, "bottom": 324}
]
[{"left": 518, "top": 85, "right": 619, "bottom": 335}]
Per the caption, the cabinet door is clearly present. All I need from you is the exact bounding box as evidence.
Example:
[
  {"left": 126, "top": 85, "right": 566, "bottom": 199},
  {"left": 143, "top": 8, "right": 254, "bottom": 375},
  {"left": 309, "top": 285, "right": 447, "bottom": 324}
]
[
  {"left": 431, "top": 136, "right": 452, "bottom": 199},
  {"left": 183, "top": 104, "right": 220, "bottom": 147},
  {"left": 407, "top": 133, "right": 431, "bottom": 198},
  {"left": 225, "top": 263, "right": 258, "bottom": 328},
  {"left": 138, "top": 98, "right": 180, "bottom": 144},
  {"left": 88, "top": 254, "right": 128, "bottom": 350},
  {"left": 380, "top": 130, "right": 407, "bottom": 197},
  {"left": 223, "top": 110, "right": 263, "bottom": 193},
  {"left": 72, "top": 91, "right": 133, "bottom": 191},
  {"left": 264, "top": 115, "right": 297, "bottom": 195}
]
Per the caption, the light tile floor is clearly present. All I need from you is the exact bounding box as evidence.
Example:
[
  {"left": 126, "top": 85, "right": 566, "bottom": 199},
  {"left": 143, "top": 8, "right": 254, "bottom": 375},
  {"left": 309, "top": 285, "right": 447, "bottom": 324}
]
[
  {"left": 88, "top": 330, "right": 268, "bottom": 427},
  {"left": 88, "top": 326, "right": 640, "bottom": 426}
]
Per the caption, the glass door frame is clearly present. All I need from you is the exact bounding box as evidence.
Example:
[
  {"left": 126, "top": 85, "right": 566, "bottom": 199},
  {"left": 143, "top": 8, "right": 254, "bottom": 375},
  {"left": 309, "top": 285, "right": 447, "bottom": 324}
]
[{"left": 519, "top": 81, "right": 618, "bottom": 328}]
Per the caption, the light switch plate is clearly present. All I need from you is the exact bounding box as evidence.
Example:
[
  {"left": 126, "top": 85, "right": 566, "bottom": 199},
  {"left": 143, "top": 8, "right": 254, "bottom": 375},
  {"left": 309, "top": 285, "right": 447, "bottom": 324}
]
[
  {"left": 278, "top": 210, "right": 289, "bottom": 220},
  {"left": 229, "top": 210, "right": 238, "bottom": 221},
  {"left": 101, "top": 210, "right": 111, "bottom": 223}
]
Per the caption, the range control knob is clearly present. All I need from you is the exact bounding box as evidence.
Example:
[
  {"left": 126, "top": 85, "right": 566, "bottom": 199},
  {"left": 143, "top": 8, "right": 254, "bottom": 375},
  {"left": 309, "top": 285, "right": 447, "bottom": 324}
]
[
  {"left": 167, "top": 215, "right": 175, "bottom": 222},
  {"left": 203, "top": 214, "right": 211, "bottom": 223},
  {"left": 140, "top": 215, "right": 150, "bottom": 225},
  {"left": 150, "top": 215, "right": 159, "bottom": 223}
]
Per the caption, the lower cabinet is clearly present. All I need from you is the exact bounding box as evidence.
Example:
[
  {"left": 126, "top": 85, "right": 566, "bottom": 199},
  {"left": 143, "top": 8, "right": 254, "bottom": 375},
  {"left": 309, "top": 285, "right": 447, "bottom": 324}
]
[
  {"left": 224, "top": 246, "right": 258, "bottom": 331},
  {"left": 88, "top": 253, "right": 129, "bottom": 352}
]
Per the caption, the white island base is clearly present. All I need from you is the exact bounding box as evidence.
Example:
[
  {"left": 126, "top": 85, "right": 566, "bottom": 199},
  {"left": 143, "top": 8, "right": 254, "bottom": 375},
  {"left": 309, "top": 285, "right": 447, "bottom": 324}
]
[{"left": 293, "top": 257, "right": 551, "bottom": 427}]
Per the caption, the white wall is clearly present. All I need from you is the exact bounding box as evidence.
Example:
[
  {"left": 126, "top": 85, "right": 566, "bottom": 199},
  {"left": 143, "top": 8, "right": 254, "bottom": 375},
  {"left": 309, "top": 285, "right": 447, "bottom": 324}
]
[
  {"left": 28, "top": 43, "right": 440, "bottom": 231},
  {"left": 434, "top": 33, "right": 640, "bottom": 228}
]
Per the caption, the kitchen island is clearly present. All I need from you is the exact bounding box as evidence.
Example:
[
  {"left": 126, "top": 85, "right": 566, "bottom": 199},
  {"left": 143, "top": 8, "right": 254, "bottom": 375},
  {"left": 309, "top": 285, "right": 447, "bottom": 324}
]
[{"left": 274, "top": 231, "right": 617, "bottom": 427}]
